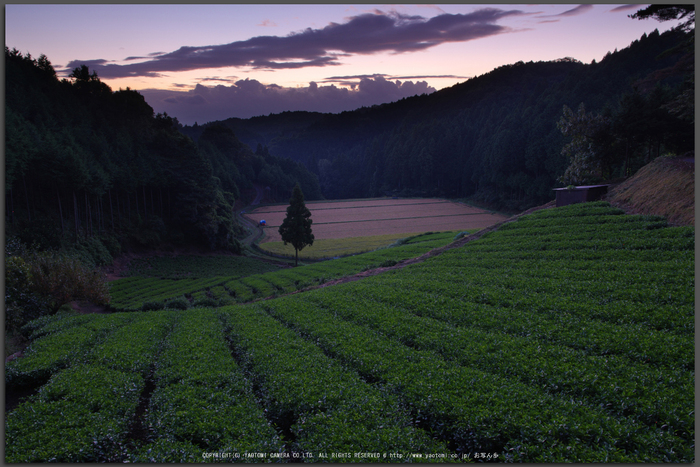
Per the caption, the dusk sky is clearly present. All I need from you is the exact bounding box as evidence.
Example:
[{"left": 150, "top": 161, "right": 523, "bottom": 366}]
[{"left": 6, "top": 4, "right": 683, "bottom": 125}]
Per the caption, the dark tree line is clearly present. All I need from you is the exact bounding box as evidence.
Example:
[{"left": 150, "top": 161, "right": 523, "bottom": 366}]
[
  {"left": 5, "top": 47, "right": 321, "bottom": 261},
  {"left": 184, "top": 27, "right": 693, "bottom": 212},
  {"left": 195, "top": 123, "right": 322, "bottom": 202}
]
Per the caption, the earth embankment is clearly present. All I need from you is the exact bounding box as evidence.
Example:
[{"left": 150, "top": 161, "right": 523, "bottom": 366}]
[{"left": 605, "top": 155, "right": 694, "bottom": 226}]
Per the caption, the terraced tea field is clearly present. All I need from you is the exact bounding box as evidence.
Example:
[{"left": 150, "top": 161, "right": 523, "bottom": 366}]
[
  {"left": 6, "top": 202, "right": 694, "bottom": 462},
  {"left": 125, "top": 255, "right": 281, "bottom": 279},
  {"left": 257, "top": 231, "right": 470, "bottom": 260},
  {"left": 106, "top": 231, "right": 458, "bottom": 311}
]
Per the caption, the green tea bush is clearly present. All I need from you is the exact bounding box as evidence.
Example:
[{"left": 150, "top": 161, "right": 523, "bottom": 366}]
[
  {"left": 164, "top": 297, "right": 189, "bottom": 310},
  {"left": 6, "top": 313, "right": 136, "bottom": 390},
  {"left": 262, "top": 295, "right": 673, "bottom": 462},
  {"left": 146, "top": 312, "right": 283, "bottom": 457},
  {"left": 141, "top": 300, "right": 165, "bottom": 311},
  {"left": 6, "top": 364, "right": 143, "bottom": 462},
  {"left": 127, "top": 439, "right": 204, "bottom": 463},
  {"left": 192, "top": 297, "right": 219, "bottom": 308},
  {"left": 108, "top": 231, "right": 459, "bottom": 308},
  {"left": 220, "top": 305, "right": 452, "bottom": 459},
  {"left": 20, "top": 309, "right": 92, "bottom": 340},
  {"left": 126, "top": 254, "right": 275, "bottom": 279},
  {"left": 240, "top": 276, "right": 277, "bottom": 298},
  {"left": 90, "top": 312, "right": 174, "bottom": 375}
]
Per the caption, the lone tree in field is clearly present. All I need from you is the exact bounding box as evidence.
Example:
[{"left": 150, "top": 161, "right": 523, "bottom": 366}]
[{"left": 279, "top": 183, "right": 314, "bottom": 266}]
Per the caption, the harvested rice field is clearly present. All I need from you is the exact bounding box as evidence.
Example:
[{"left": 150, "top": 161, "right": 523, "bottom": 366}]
[{"left": 245, "top": 198, "right": 508, "bottom": 243}]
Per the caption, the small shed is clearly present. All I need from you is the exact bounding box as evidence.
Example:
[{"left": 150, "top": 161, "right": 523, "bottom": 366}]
[{"left": 553, "top": 185, "right": 609, "bottom": 207}]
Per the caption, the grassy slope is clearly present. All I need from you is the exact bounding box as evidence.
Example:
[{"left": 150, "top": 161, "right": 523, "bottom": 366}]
[{"left": 606, "top": 155, "right": 694, "bottom": 226}]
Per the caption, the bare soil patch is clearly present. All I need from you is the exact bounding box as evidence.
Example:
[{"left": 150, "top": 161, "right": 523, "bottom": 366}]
[
  {"left": 247, "top": 198, "right": 507, "bottom": 243},
  {"left": 606, "top": 155, "right": 694, "bottom": 226},
  {"left": 251, "top": 198, "right": 448, "bottom": 214}
]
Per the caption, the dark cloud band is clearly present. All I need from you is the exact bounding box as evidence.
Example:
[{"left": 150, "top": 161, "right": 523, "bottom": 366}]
[
  {"left": 64, "top": 8, "right": 524, "bottom": 78},
  {"left": 536, "top": 4, "right": 594, "bottom": 19}
]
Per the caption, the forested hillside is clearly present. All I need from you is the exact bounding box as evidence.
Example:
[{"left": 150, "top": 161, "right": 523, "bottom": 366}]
[
  {"left": 5, "top": 48, "right": 321, "bottom": 260},
  {"left": 181, "top": 28, "right": 693, "bottom": 211},
  {"left": 4, "top": 25, "right": 693, "bottom": 254}
]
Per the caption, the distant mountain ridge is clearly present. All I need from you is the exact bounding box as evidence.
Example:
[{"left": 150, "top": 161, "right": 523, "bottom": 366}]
[{"left": 180, "top": 28, "right": 692, "bottom": 211}]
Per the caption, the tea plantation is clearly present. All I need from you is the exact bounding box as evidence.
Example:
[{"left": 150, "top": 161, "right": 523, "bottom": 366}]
[
  {"left": 107, "top": 231, "right": 458, "bottom": 311},
  {"left": 6, "top": 202, "right": 694, "bottom": 462}
]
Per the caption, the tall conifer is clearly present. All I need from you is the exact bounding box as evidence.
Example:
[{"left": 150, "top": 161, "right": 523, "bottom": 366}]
[{"left": 279, "top": 183, "right": 314, "bottom": 266}]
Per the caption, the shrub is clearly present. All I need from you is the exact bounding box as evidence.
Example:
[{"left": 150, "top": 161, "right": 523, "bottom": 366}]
[
  {"left": 128, "top": 439, "right": 204, "bottom": 463},
  {"left": 5, "top": 236, "right": 26, "bottom": 256},
  {"left": 121, "top": 216, "right": 167, "bottom": 248},
  {"left": 80, "top": 237, "right": 113, "bottom": 266},
  {"left": 63, "top": 237, "right": 114, "bottom": 267},
  {"left": 141, "top": 301, "right": 165, "bottom": 311},
  {"left": 227, "top": 238, "right": 243, "bottom": 255},
  {"left": 164, "top": 297, "right": 189, "bottom": 310},
  {"left": 386, "top": 237, "right": 409, "bottom": 248},
  {"left": 5, "top": 255, "right": 46, "bottom": 330},
  {"left": 15, "top": 215, "right": 63, "bottom": 251},
  {"left": 98, "top": 234, "right": 122, "bottom": 258},
  {"left": 25, "top": 251, "right": 110, "bottom": 314},
  {"left": 193, "top": 297, "right": 219, "bottom": 308},
  {"left": 5, "top": 237, "right": 110, "bottom": 328},
  {"left": 6, "top": 364, "right": 143, "bottom": 462}
]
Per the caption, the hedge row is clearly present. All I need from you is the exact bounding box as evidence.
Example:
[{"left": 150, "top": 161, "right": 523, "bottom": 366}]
[
  {"left": 6, "top": 313, "right": 136, "bottom": 389},
  {"left": 300, "top": 285, "right": 694, "bottom": 441},
  {"left": 130, "top": 311, "right": 283, "bottom": 462},
  {"left": 219, "top": 305, "right": 453, "bottom": 461},
  {"left": 261, "top": 294, "right": 692, "bottom": 462},
  {"left": 6, "top": 311, "right": 176, "bottom": 462}
]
